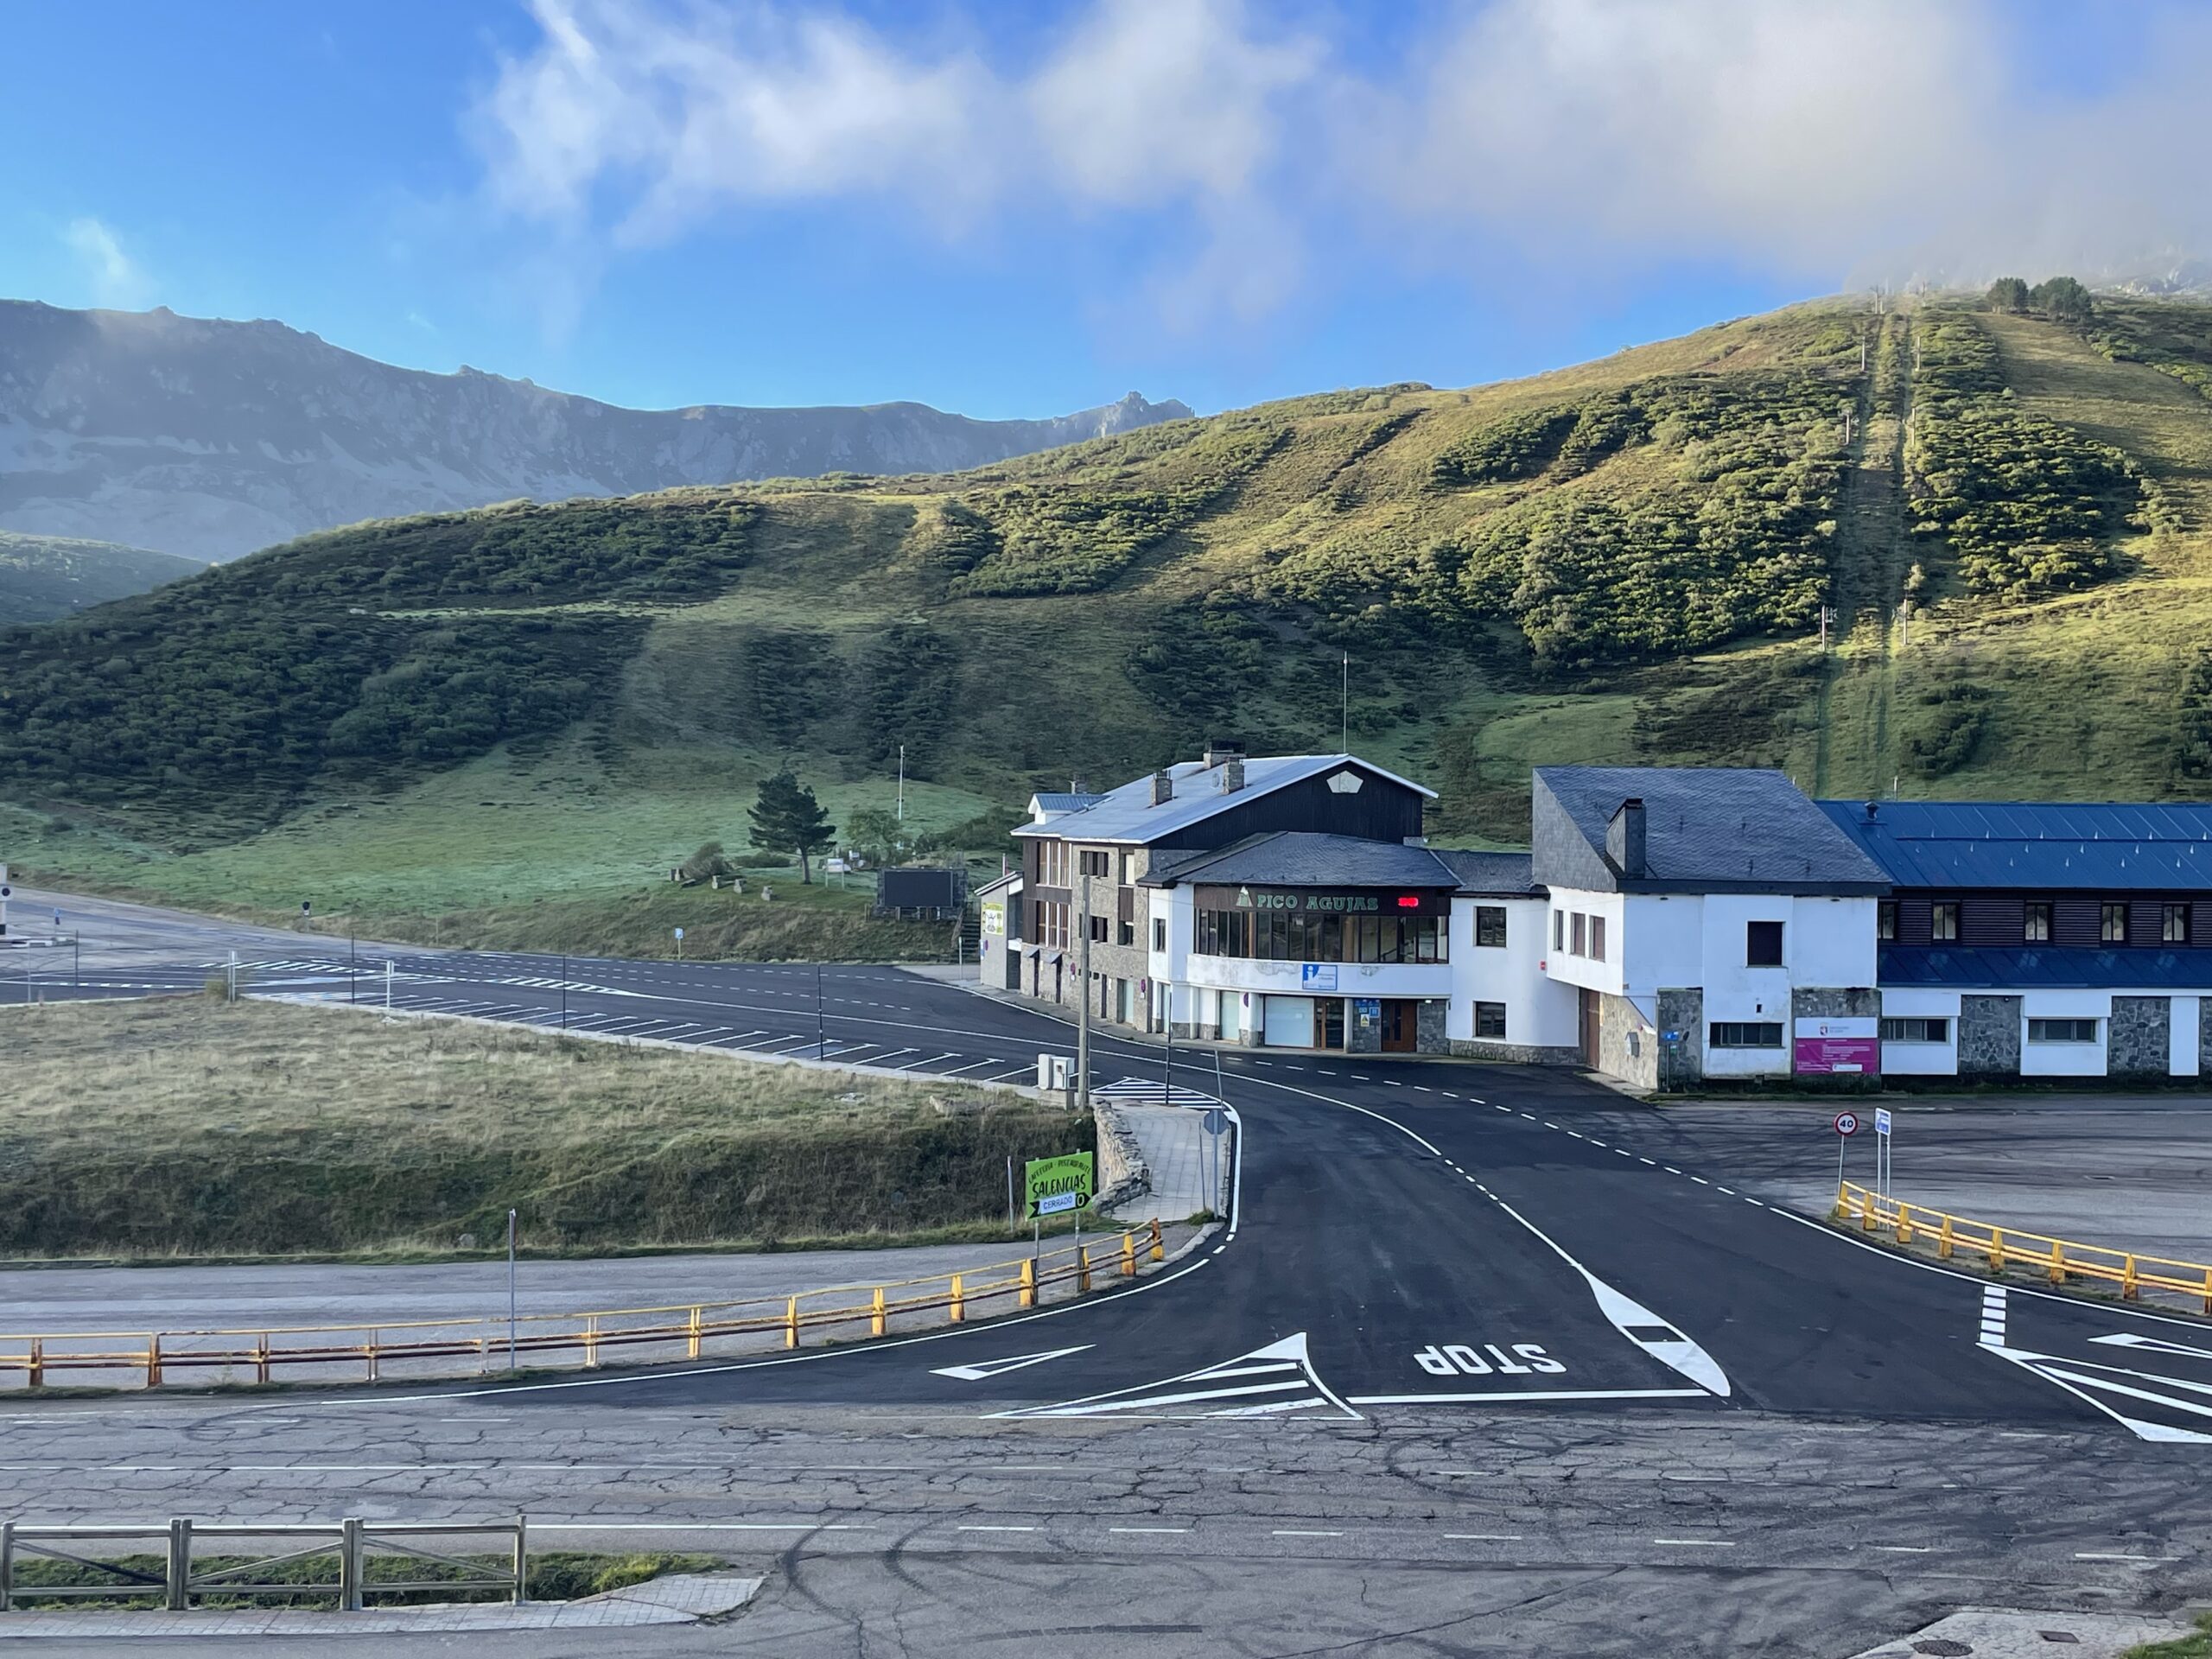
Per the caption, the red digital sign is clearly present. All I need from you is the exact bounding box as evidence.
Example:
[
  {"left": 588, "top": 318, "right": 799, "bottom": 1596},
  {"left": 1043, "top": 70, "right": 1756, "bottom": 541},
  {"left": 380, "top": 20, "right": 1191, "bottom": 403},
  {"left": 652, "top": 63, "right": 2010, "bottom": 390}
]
[{"left": 1395, "top": 894, "right": 1421, "bottom": 909}]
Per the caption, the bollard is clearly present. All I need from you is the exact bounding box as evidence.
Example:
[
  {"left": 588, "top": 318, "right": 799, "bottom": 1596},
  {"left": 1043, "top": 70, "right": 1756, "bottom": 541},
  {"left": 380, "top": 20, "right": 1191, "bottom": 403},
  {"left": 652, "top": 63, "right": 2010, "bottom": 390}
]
[
  {"left": 583, "top": 1316, "right": 601, "bottom": 1370},
  {"left": 2, "top": 1519, "right": 14, "bottom": 1612},
  {"left": 2049, "top": 1239, "right": 2066, "bottom": 1285},
  {"left": 688, "top": 1306, "right": 703, "bottom": 1359},
  {"left": 25, "top": 1339, "right": 41, "bottom": 1391},
  {"left": 257, "top": 1336, "right": 271, "bottom": 1386},
  {"left": 1078, "top": 1246, "right": 1092, "bottom": 1294},
  {"left": 146, "top": 1334, "right": 162, "bottom": 1389},
  {"left": 1989, "top": 1228, "right": 2004, "bottom": 1271},
  {"left": 871, "top": 1287, "right": 887, "bottom": 1338},
  {"left": 366, "top": 1331, "right": 378, "bottom": 1383},
  {"left": 1896, "top": 1205, "right": 1915, "bottom": 1246},
  {"left": 1938, "top": 1216, "right": 1954, "bottom": 1260},
  {"left": 950, "top": 1274, "right": 965, "bottom": 1323},
  {"left": 2123, "top": 1255, "right": 2139, "bottom": 1301},
  {"left": 785, "top": 1296, "right": 800, "bottom": 1350},
  {"left": 167, "top": 1517, "right": 191, "bottom": 1611},
  {"left": 340, "top": 1517, "right": 364, "bottom": 1611},
  {"left": 512, "top": 1515, "right": 529, "bottom": 1605},
  {"left": 1149, "top": 1218, "right": 1165, "bottom": 1262},
  {"left": 1122, "top": 1232, "right": 1136, "bottom": 1278},
  {"left": 1020, "top": 1258, "right": 1036, "bottom": 1309}
]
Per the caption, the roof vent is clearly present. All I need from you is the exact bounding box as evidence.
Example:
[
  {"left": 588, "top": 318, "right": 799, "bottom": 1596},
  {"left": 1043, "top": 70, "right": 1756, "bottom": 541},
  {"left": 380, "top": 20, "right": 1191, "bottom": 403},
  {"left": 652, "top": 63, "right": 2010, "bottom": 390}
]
[
  {"left": 1203, "top": 740, "right": 1244, "bottom": 770},
  {"left": 1152, "top": 769, "right": 1173, "bottom": 806},
  {"left": 1606, "top": 797, "right": 1647, "bottom": 879},
  {"left": 1864, "top": 800, "right": 1878, "bottom": 823},
  {"left": 1326, "top": 770, "right": 1363, "bottom": 795}
]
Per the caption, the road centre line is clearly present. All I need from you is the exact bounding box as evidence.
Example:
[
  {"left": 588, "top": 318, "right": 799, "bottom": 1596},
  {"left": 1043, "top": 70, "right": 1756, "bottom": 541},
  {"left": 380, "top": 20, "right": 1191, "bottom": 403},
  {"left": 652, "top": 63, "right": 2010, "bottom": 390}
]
[
  {"left": 1273, "top": 1530, "right": 1343, "bottom": 1538},
  {"left": 1444, "top": 1533, "right": 1524, "bottom": 1541},
  {"left": 1109, "top": 1527, "right": 1190, "bottom": 1534},
  {"left": 1653, "top": 1538, "right": 1734, "bottom": 1548}
]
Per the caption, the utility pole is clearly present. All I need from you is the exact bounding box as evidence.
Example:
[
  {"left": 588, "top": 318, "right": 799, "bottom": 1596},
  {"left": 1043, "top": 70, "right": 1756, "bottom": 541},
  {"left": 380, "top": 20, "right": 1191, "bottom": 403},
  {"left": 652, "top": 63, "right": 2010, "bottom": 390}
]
[
  {"left": 1077, "top": 868, "right": 1093, "bottom": 1115},
  {"left": 817, "top": 962, "right": 826, "bottom": 1060},
  {"left": 1161, "top": 981, "right": 1173, "bottom": 1099},
  {"left": 1819, "top": 606, "right": 1835, "bottom": 651},
  {"left": 560, "top": 953, "right": 569, "bottom": 1031},
  {"left": 1339, "top": 653, "right": 1350, "bottom": 753},
  {"left": 896, "top": 744, "right": 906, "bottom": 823}
]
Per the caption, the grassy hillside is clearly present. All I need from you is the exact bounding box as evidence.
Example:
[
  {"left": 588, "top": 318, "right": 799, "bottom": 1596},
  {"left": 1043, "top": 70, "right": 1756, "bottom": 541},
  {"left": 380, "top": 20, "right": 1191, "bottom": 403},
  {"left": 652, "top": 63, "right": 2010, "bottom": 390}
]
[
  {"left": 4, "top": 291, "right": 2212, "bottom": 948},
  {"left": 0, "top": 531, "right": 202, "bottom": 626}
]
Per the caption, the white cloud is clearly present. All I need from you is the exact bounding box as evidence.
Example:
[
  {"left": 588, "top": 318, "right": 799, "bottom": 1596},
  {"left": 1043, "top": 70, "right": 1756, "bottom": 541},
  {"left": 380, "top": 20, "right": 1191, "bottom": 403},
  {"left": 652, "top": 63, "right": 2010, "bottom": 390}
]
[
  {"left": 64, "top": 217, "right": 152, "bottom": 308},
  {"left": 468, "top": 0, "right": 2212, "bottom": 332}
]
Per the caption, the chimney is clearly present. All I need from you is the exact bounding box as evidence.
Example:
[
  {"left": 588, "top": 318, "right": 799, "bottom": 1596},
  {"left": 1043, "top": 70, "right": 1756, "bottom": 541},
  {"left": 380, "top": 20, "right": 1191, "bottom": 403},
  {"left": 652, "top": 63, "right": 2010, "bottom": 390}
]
[
  {"left": 1219, "top": 756, "right": 1246, "bottom": 793},
  {"left": 1203, "top": 740, "right": 1244, "bottom": 770},
  {"left": 1152, "top": 768, "right": 1174, "bottom": 806},
  {"left": 1606, "top": 797, "right": 1647, "bottom": 879}
]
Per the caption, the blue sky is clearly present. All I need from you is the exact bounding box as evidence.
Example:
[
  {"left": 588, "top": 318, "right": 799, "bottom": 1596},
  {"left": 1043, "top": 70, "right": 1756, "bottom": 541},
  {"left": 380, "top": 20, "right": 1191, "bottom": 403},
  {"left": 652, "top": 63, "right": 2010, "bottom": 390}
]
[{"left": 4, "top": 1, "right": 2205, "bottom": 420}]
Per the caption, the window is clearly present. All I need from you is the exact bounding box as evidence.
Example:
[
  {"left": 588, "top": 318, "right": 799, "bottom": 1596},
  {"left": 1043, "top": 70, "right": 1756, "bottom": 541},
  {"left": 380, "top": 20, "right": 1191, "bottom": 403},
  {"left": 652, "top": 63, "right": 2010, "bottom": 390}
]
[
  {"left": 1090, "top": 913, "right": 1109, "bottom": 944},
  {"left": 1189, "top": 907, "right": 1443, "bottom": 963},
  {"left": 1709, "top": 1021, "right": 1784, "bottom": 1049},
  {"left": 2024, "top": 901, "right": 2051, "bottom": 943},
  {"left": 1745, "top": 920, "right": 1783, "bottom": 967},
  {"left": 2029, "top": 1017, "right": 2098, "bottom": 1044},
  {"left": 1079, "top": 849, "right": 1110, "bottom": 879},
  {"left": 2101, "top": 903, "right": 2127, "bottom": 944},
  {"left": 1589, "top": 916, "right": 1606, "bottom": 963},
  {"left": 1475, "top": 906, "right": 1508, "bottom": 949},
  {"left": 1117, "top": 851, "right": 1133, "bottom": 886},
  {"left": 1570, "top": 912, "right": 1586, "bottom": 957},
  {"left": 1553, "top": 910, "right": 1564, "bottom": 951},
  {"left": 1118, "top": 922, "right": 1135, "bottom": 946},
  {"left": 1931, "top": 902, "right": 1959, "bottom": 942},
  {"left": 1474, "top": 1001, "right": 1508, "bottom": 1039},
  {"left": 1153, "top": 918, "right": 1166, "bottom": 951},
  {"left": 1040, "top": 840, "right": 1068, "bottom": 887},
  {"left": 1880, "top": 1017, "right": 1950, "bottom": 1044},
  {"left": 1878, "top": 902, "right": 1897, "bottom": 942},
  {"left": 2164, "top": 903, "right": 2190, "bottom": 944}
]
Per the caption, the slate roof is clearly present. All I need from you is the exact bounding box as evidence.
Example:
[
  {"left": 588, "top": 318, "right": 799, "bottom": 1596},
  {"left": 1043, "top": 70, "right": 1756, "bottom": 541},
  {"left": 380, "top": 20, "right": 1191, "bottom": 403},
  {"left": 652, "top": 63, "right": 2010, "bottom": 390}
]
[
  {"left": 1141, "top": 832, "right": 1458, "bottom": 889},
  {"left": 1819, "top": 799, "right": 2212, "bottom": 891},
  {"left": 1879, "top": 944, "right": 2212, "bottom": 990},
  {"left": 1014, "top": 754, "right": 1434, "bottom": 847},
  {"left": 1433, "top": 849, "right": 1543, "bottom": 897},
  {"left": 1535, "top": 766, "right": 1889, "bottom": 893}
]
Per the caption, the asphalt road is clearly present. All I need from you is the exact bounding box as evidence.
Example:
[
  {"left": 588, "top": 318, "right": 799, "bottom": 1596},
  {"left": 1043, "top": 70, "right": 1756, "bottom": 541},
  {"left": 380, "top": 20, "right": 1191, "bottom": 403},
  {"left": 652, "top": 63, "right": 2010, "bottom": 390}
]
[{"left": 6, "top": 886, "right": 2211, "bottom": 1655}]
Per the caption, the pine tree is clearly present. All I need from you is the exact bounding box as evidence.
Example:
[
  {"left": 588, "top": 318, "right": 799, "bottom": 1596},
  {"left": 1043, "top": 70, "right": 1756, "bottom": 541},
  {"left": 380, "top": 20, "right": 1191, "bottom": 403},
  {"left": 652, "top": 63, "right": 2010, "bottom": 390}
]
[
  {"left": 1986, "top": 276, "right": 2029, "bottom": 312},
  {"left": 747, "top": 770, "right": 836, "bottom": 883}
]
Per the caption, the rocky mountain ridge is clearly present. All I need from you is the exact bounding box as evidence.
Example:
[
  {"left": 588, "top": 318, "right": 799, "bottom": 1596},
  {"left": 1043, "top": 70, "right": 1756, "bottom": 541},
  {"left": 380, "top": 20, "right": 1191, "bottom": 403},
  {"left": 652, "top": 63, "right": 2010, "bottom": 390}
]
[{"left": 0, "top": 301, "right": 1191, "bottom": 561}]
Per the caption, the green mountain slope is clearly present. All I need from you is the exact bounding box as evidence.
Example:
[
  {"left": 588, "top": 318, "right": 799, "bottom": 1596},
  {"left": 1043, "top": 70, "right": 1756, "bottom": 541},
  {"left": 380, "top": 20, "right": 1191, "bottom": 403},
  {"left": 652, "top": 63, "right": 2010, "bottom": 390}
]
[
  {"left": 5, "top": 293, "right": 2212, "bottom": 941},
  {"left": 0, "top": 532, "right": 203, "bottom": 626}
]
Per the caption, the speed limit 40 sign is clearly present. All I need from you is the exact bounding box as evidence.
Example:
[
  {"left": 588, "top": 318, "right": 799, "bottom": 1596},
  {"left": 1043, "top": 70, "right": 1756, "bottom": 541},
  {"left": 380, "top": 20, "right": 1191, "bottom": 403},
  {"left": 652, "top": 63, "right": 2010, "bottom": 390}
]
[{"left": 1833, "top": 1111, "right": 1860, "bottom": 1137}]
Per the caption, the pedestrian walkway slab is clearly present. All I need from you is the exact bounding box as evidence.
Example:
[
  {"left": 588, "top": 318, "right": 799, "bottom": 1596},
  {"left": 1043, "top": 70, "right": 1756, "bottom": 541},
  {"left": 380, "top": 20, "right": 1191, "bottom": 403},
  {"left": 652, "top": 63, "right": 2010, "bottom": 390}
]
[
  {"left": 1843, "top": 1606, "right": 2200, "bottom": 1658},
  {"left": 0, "top": 1573, "right": 762, "bottom": 1638},
  {"left": 1104, "top": 1102, "right": 1224, "bottom": 1223}
]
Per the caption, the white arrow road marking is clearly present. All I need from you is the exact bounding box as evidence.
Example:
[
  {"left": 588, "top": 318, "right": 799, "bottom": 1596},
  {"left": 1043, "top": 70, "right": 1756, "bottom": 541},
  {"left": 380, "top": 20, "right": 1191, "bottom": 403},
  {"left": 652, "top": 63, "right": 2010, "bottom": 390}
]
[
  {"left": 990, "top": 1333, "right": 1358, "bottom": 1421},
  {"left": 1977, "top": 1292, "right": 2212, "bottom": 1445},
  {"left": 2092, "top": 1332, "right": 2212, "bottom": 1363},
  {"left": 931, "top": 1345, "right": 1093, "bottom": 1382}
]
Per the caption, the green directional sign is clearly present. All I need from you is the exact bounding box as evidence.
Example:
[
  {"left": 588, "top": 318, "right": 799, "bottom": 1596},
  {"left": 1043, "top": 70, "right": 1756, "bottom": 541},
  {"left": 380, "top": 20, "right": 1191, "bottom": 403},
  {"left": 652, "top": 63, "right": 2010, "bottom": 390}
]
[{"left": 1024, "top": 1152, "right": 1096, "bottom": 1220}]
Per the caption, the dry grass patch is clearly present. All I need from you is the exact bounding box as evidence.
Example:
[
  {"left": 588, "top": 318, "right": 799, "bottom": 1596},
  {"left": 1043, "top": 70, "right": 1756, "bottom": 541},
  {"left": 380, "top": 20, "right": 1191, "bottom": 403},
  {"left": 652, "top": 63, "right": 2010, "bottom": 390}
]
[{"left": 0, "top": 997, "right": 1090, "bottom": 1261}]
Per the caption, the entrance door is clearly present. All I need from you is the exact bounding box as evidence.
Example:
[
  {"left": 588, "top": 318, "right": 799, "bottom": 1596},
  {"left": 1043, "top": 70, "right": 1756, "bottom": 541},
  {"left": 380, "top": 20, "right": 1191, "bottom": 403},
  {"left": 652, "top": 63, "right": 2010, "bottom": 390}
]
[
  {"left": 1382, "top": 999, "right": 1418, "bottom": 1052},
  {"left": 1578, "top": 988, "right": 1601, "bottom": 1069},
  {"left": 1319, "top": 998, "right": 1346, "bottom": 1050},
  {"left": 1218, "top": 990, "right": 1242, "bottom": 1042}
]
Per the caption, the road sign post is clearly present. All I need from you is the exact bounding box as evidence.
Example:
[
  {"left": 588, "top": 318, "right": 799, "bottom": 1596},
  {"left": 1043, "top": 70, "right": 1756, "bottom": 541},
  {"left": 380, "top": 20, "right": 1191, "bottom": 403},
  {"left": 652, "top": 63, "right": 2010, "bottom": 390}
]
[
  {"left": 1833, "top": 1110, "right": 1859, "bottom": 1196},
  {"left": 1203, "top": 1106, "right": 1228, "bottom": 1217},
  {"left": 673, "top": 925, "right": 683, "bottom": 963},
  {"left": 1874, "top": 1106, "right": 1894, "bottom": 1196}
]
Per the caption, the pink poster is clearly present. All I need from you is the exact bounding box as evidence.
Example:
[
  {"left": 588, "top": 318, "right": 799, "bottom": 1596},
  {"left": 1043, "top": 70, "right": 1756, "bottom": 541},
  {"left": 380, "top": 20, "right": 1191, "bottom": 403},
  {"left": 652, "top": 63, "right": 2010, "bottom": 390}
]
[{"left": 1794, "top": 1018, "right": 1878, "bottom": 1075}]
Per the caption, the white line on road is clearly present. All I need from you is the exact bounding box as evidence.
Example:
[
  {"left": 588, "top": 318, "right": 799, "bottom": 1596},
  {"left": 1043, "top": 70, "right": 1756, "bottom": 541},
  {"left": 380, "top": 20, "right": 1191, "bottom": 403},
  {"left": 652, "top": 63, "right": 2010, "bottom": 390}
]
[
  {"left": 1109, "top": 1527, "right": 1190, "bottom": 1535},
  {"left": 941, "top": 1058, "right": 1001, "bottom": 1076},
  {"left": 1444, "top": 1533, "right": 1523, "bottom": 1541},
  {"left": 1653, "top": 1538, "right": 1735, "bottom": 1548},
  {"left": 1273, "top": 1530, "right": 1343, "bottom": 1538}
]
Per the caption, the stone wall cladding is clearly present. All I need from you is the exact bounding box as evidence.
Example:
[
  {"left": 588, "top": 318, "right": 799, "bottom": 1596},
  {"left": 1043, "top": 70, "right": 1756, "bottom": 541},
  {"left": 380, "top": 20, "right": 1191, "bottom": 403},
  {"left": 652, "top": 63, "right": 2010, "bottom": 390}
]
[
  {"left": 1597, "top": 993, "right": 1657, "bottom": 1090},
  {"left": 2109, "top": 995, "right": 2170, "bottom": 1077},
  {"left": 1447, "top": 1039, "right": 1584, "bottom": 1065},
  {"left": 1791, "top": 986, "right": 1880, "bottom": 1020},
  {"left": 1416, "top": 999, "right": 1449, "bottom": 1055},
  {"left": 2202, "top": 998, "right": 2212, "bottom": 1074},
  {"left": 1656, "top": 987, "right": 1704, "bottom": 1088},
  {"left": 1959, "top": 995, "right": 2023, "bottom": 1075}
]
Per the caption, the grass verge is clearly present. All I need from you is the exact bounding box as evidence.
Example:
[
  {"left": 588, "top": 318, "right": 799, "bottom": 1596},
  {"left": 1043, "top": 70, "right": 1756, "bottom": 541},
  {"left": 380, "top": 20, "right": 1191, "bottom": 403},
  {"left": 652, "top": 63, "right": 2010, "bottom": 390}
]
[
  {"left": 2, "top": 1550, "right": 722, "bottom": 1611},
  {"left": 2126, "top": 1614, "right": 2212, "bottom": 1658},
  {"left": 0, "top": 998, "right": 1092, "bottom": 1260}
]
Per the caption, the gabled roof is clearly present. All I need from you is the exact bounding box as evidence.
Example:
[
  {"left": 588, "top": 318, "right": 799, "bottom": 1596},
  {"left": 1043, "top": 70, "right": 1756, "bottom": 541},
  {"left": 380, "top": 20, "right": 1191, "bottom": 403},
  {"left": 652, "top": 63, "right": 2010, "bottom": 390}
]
[
  {"left": 972, "top": 868, "right": 1023, "bottom": 899},
  {"left": 1819, "top": 799, "right": 2212, "bottom": 890},
  {"left": 1879, "top": 944, "right": 2212, "bottom": 991},
  {"left": 1141, "top": 832, "right": 1459, "bottom": 889},
  {"left": 1534, "top": 766, "right": 1889, "bottom": 893},
  {"left": 1014, "top": 753, "right": 1435, "bottom": 847}
]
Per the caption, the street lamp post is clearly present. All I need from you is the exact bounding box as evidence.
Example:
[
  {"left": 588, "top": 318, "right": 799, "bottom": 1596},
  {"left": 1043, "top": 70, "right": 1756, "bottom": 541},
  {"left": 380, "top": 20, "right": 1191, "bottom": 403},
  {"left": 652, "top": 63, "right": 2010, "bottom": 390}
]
[{"left": 1076, "top": 870, "right": 1092, "bottom": 1114}]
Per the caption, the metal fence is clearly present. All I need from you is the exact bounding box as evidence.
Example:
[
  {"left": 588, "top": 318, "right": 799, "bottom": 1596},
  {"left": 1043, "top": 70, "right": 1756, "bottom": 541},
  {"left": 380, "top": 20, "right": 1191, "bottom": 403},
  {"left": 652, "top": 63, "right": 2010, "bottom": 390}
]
[
  {"left": 0, "top": 1517, "right": 524, "bottom": 1612},
  {"left": 1836, "top": 1181, "right": 2212, "bottom": 1313},
  {"left": 0, "top": 1220, "right": 1169, "bottom": 1391}
]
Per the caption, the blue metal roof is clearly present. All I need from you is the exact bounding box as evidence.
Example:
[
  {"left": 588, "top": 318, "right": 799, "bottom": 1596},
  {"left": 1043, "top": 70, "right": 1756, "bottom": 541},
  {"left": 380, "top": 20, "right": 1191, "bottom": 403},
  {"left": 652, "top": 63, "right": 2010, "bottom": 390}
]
[
  {"left": 1819, "top": 799, "right": 2212, "bottom": 890},
  {"left": 1880, "top": 944, "right": 2212, "bottom": 990}
]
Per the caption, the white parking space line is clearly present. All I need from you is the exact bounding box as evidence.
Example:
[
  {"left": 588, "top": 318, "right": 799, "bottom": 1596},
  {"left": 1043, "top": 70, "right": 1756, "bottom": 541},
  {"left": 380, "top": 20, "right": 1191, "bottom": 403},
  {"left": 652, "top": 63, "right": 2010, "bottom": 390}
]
[
  {"left": 942, "top": 1058, "right": 1001, "bottom": 1076},
  {"left": 906, "top": 1052, "right": 963, "bottom": 1071}
]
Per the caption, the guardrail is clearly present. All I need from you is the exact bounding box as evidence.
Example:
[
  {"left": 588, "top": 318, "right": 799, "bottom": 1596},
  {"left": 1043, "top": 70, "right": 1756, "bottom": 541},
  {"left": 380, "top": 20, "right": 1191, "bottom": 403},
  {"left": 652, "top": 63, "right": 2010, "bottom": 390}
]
[
  {"left": 0, "top": 1516, "right": 524, "bottom": 1611},
  {"left": 1836, "top": 1182, "right": 2212, "bottom": 1313},
  {"left": 0, "top": 1220, "right": 1169, "bottom": 1391}
]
